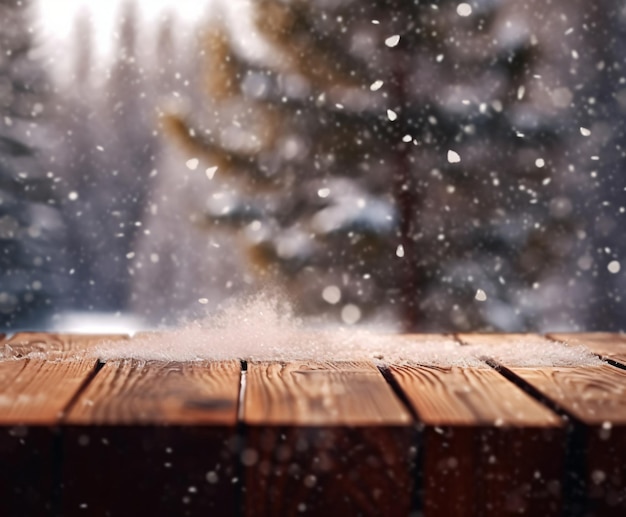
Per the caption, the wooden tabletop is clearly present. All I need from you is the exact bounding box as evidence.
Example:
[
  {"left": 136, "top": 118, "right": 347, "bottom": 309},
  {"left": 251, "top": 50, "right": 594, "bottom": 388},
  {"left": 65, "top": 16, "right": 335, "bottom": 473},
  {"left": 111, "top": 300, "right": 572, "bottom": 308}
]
[{"left": 1, "top": 332, "right": 625, "bottom": 517}]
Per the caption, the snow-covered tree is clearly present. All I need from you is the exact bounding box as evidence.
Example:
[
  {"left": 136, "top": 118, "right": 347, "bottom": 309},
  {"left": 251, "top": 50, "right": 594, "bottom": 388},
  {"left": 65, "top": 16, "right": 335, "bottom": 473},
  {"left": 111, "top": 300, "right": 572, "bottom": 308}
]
[
  {"left": 162, "top": 0, "right": 606, "bottom": 331},
  {"left": 54, "top": 0, "right": 160, "bottom": 312},
  {"left": 0, "top": 0, "right": 66, "bottom": 328}
]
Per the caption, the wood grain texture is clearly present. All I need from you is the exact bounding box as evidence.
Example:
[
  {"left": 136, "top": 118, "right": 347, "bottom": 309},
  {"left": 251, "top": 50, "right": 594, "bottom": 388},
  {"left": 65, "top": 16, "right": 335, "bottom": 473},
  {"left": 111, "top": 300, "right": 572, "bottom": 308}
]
[
  {"left": 1, "top": 332, "right": 125, "bottom": 361},
  {"left": 245, "top": 361, "right": 411, "bottom": 425},
  {"left": 459, "top": 333, "right": 626, "bottom": 516},
  {"left": 389, "top": 364, "right": 561, "bottom": 426},
  {"left": 243, "top": 361, "right": 415, "bottom": 516},
  {"left": 498, "top": 366, "right": 626, "bottom": 517},
  {"left": 0, "top": 334, "right": 104, "bottom": 517},
  {"left": 66, "top": 359, "right": 239, "bottom": 425},
  {"left": 389, "top": 364, "right": 563, "bottom": 517},
  {"left": 497, "top": 365, "right": 626, "bottom": 424},
  {"left": 0, "top": 357, "right": 97, "bottom": 425},
  {"left": 3, "top": 332, "right": 626, "bottom": 516},
  {"left": 60, "top": 359, "right": 241, "bottom": 517},
  {"left": 550, "top": 332, "right": 626, "bottom": 365}
]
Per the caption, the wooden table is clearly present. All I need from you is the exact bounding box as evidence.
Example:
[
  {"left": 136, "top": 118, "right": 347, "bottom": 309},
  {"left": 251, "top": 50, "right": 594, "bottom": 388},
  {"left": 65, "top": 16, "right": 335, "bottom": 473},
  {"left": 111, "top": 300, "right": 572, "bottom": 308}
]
[{"left": 1, "top": 332, "right": 625, "bottom": 517}]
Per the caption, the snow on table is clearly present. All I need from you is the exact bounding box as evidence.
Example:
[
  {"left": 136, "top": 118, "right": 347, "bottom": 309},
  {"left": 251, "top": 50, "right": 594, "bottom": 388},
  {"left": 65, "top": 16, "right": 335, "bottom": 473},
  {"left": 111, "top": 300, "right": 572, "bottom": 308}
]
[{"left": 0, "top": 332, "right": 624, "bottom": 516}]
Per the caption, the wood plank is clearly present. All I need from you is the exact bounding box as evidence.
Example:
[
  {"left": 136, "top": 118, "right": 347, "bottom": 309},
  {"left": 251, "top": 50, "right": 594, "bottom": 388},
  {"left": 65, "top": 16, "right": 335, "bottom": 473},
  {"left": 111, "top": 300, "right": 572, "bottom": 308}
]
[
  {"left": 243, "top": 360, "right": 415, "bottom": 516},
  {"left": 66, "top": 359, "right": 239, "bottom": 425},
  {"left": 389, "top": 364, "right": 562, "bottom": 427},
  {"left": 0, "top": 334, "right": 103, "bottom": 517},
  {"left": 0, "top": 332, "right": 129, "bottom": 425},
  {"left": 61, "top": 359, "right": 241, "bottom": 517},
  {"left": 459, "top": 333, "right": 626, "bottom": 517},
  {"left": 550, "top": 332, "right": 626, "bottom": 365},
  {"left": 457, "top": 334, "right": 626, "bottom": 424},
  {"left": 0, "top": 357, "right": 97, "bottom": 425},
  {"left": 1, "top": 332, "right": 125, "bottom": 361},
  {"left": 388, "top": 363, "right": 563, "bottom": 517},
  {"left": 245, "top": 361, "right": 411, "bottom": 425}
]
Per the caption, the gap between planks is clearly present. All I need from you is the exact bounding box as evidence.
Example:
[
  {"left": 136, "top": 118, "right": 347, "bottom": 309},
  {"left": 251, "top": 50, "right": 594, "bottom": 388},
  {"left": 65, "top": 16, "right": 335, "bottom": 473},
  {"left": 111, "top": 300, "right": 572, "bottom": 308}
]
[
  {"left": 240, "top": 359, "right": 415, "bottom": 516},
  {"left": 549, "top": 332, "right": 626, "bottom": 369},
  {"left": 457, "top": 333, "right": 626, "bottom": 517},
  {"left": 4, "top": 332, "right": 620, "bottom": 517},
  {"left": 0, "top": 334, "right": 125, "bottom": 517},
  {"left": 61, "top": 354, "right": 417, "bottom": 516},
  {"left": 385, "top": 335, "right": 564, "bottom": 517},
  {"left": 57, "top": 352, "right": 243, "bottom": 516},
  {"left": 0, "top": 333, "right": 595, "bottom": 430},
  {"left": 0, "top": 334, "right": 121, "bottom": 425}
]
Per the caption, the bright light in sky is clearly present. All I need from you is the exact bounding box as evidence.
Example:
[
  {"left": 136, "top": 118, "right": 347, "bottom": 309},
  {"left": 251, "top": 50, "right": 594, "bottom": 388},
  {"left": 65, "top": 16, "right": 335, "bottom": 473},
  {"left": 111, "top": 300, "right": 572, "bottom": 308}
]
[
  {"left": 36, "top": 0, "right": 207, "bottom": 43},
  {"left": 34, "top": 0, "right": 209, "bottom": 81},
  {"left": 36, "top": 1, "right": 114, "bottom": 52}
]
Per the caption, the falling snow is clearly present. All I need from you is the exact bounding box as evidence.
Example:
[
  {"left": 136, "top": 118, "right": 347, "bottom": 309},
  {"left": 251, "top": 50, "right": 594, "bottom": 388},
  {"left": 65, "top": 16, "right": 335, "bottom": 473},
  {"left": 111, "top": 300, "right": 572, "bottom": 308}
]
[
  {"left": 185, "top": 158, "right": 199, "bottom": 170},
  {"left": 322, "top": 286, "right": 341, "bottom": 304},
  {"left": 1, "top": 0, "right": 623, "bottom": 334},
  {"left": 384, "top": 35, "right": 400, "bottom": 47},
  {"left": 456, "top": 3, "right": 472, "bottom": 17},
  {"left": 447, "top": 150, "right": 461, "bottom": 163},
  {"left": 608, "top": 261, "right": 621, "bottom": 274},
  {"left": 205, "top": 166, "right": 218, "bottom": 179}
]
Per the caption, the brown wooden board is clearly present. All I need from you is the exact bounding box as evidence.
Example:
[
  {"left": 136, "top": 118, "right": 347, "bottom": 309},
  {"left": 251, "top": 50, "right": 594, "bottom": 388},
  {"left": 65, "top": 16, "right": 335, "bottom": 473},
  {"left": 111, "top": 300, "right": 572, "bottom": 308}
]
[
  {"left": 388, "top": 363, "right": 563, "bottom": 517},
  {"left": 61, "top": 358, "right": 241, "bottom": 517},
  {"left": 0, "top": 333, "right": 103, "bottom": 517},
  {"left": 459, "top": 333, "right": 626, "bottom": 517},
  {"left": 550, "top": 332, "right": 626, "bottom": 366},
  {"left": 1, "top": 332, "right": 125, "bottom": 361},
  {"left": 242, "top": 361, "right": 415, "bottom": 516}
]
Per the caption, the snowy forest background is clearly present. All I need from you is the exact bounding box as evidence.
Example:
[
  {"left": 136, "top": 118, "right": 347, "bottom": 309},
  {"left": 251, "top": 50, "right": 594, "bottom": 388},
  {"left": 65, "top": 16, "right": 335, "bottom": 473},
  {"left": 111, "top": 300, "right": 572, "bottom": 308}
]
[{"left": 1, "top": 0, "right": 625, "bottom": 332}]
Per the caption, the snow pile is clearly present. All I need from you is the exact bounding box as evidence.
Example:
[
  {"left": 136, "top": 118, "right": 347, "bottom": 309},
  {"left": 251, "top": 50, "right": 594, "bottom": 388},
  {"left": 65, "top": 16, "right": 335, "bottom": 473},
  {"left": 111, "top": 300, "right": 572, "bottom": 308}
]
[
  {"left": 465, "top": 335, "right": 603, "bottom": 367},
  {"left": 0, "top": 295, "right": 604, "bottom": 368},
  {"left": 93, "top": 294, "right": 483, "bottom": 366}
]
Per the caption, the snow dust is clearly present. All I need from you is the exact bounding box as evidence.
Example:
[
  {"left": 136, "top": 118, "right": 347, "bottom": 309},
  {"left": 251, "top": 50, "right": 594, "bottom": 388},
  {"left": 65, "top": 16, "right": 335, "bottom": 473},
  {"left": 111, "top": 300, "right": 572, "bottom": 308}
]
[
  {"left": 0, "top": 294, "right": 606, "bottom": 367},
  {"left": 89, "top": 294, "right": 602, "bottom": 368},
  {"left": 92, "top": 294, "right": 483, "bottom": 366},
  {"left": 464, "top": 335, "right": 604, "bottom": 367}
]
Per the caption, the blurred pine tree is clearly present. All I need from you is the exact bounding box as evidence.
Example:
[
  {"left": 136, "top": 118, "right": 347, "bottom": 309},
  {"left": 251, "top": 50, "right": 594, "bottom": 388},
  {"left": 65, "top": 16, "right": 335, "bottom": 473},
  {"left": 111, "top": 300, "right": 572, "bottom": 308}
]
[
  {"left": 58, "top": 0, "right": 160, "bottom": 312},
  {"left": 165, "top": 0, "right": 600, "bottom": 331},
  {"left": 0, "top": 0, "right": 67, "bottom": 328}
]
